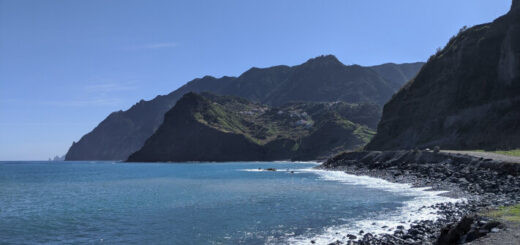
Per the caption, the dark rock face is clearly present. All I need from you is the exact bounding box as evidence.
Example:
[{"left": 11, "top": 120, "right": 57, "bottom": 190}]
[
  {"left": 127, "top": 93, "right": 378, "bottom": 162},
  {"left": 126, "top": 93, "right": 266, "bottom": 162},
  {"left": 436, "top": 216, "right": 474, "bottom": 245},
  {"left": 367, "top": 5, "right": 520, "bottom": 151},
  {"left": 66, "top": 56, "right": 423, "bottom": 160},
  {"left": 65, "top": 97, "right": 176, "bottom": 160},
  {"left": 435, "top": 215, "right": 506, "bottom": 244}
]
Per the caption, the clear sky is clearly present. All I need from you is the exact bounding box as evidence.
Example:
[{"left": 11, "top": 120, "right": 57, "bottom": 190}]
[{"left": 0, "top": 0, "right": 512, "bottom": 160}]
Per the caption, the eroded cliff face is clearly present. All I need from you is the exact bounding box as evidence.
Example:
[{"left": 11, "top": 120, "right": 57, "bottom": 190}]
[
  {"left": 366, "top": 4, "right": 520, "bottom": 150},
  {"left": 512, "top": 0, "right": 519, "bottom": 10}
]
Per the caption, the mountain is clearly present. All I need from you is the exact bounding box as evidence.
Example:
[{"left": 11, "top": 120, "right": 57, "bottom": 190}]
[
  {"left": 66, "top": 55, "right": 424, "bottom": 160},
  {"left": 127, "top": 92, "right": 379, "bottom": 162},
  {"left": 366, "top": 2, "right": 520, "bottom": 151}
]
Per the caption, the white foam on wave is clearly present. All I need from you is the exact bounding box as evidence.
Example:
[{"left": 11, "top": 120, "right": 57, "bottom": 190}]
[
  {"left": 240, "top": 168, "right": 299, "bottom": 172},
  {"left": 239, "top": 162, "right": 319, "bottom": 172},
  {"left": 252, "top": 161, "right": 321, "bottom": 165},
  {"left": 285, "top": 169, "right": 464, "bottom": 245},
  {"left": 241, "top": 169, "right": 266, "bottom": 172}
]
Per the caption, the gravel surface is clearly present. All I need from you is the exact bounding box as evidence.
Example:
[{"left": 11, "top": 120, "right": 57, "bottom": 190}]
[
  {"left": 441, "top": 150, "right": 520, "bottom": 164},
  {"left": 467, "top": 222, "right": 520, "bottom": 245}
]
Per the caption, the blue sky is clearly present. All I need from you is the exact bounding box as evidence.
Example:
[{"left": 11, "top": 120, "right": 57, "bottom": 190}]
[{"left": 0, "top": 0, "right": 511, "bottom": 160}]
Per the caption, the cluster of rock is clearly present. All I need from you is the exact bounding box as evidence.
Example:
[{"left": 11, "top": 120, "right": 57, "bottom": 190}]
[
  {"left": 323, "top": 151, "right": 520, "bottom": 203},
  {"left": 436, "top": 215, "right": 503, "bottom": 244},
  {"left": 319, "top": 150, "right": 520, "bottom": 244},
  {"left": 321, "top": 207, "right": 503, "bottom": 245}
]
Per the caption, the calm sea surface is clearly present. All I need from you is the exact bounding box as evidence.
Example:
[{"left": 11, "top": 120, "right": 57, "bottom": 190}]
[{"left": 0, "top": 161, "right": 450, "bottom": 244}]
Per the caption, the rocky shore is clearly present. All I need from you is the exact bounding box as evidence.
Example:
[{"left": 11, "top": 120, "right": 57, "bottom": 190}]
[{"left": 318, "top": 150, "right": 520, "bottom": 245}]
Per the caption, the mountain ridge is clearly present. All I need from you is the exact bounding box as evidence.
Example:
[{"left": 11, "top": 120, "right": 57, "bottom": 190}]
[{"left": 66, "top": 55, "right": 424, "bottom": 160}]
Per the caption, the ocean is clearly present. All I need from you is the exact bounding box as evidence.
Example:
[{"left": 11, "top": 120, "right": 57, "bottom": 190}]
[{"left": 0, "top": 161, "right": 455, "bottom": 244}]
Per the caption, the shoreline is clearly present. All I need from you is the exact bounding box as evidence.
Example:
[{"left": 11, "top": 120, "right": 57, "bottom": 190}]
[
  {"left": 288, "top": 168, "right": 463, "bottom": 245},
  {"left": 317, "top": 150, "right": 520, "bottom": 244}
]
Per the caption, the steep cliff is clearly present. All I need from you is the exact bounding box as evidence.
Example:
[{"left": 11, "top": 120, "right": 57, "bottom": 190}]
[
  {"left": 127, "top": 93, "right": 378, "bottom": 162},
  {"left": 367, "top": 4, "right": 520, "bottom": 150},
  {"left": 66, "top": 56, "right": 423, "bottom": 160}
]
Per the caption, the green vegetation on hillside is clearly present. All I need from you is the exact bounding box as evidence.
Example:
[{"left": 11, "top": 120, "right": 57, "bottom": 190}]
[
  {"left": 128, "top": 92, "right": 382, "bottom": 162},
  {"left": 354, "top": 127, "right": 375, "bottom": 144},
  {"left": 193, "top": 93, "right": 377, "bottom": 147}
]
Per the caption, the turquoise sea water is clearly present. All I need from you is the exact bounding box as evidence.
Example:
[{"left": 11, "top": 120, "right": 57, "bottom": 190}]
[{"left": 0, "top": 161, "right": 452, "bottom": 244}]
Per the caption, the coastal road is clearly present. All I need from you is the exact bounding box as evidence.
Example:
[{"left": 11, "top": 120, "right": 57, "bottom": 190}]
[{"left": 441, "top": 150, "right": 520, "bottom": 164}]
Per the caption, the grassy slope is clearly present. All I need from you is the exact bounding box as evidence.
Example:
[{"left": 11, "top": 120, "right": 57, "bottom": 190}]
[
  {"left": 490, "top": 150, "right": 520, "bottom": 157},
  {"left": 486, "top": 205, "right": 520, "bottom": 223},
  {"left": 193, "top": 93, "right": 375, "bottom": 147},
  {"left": 475, "top": 149, "right": 520, "bottom": 157}
]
